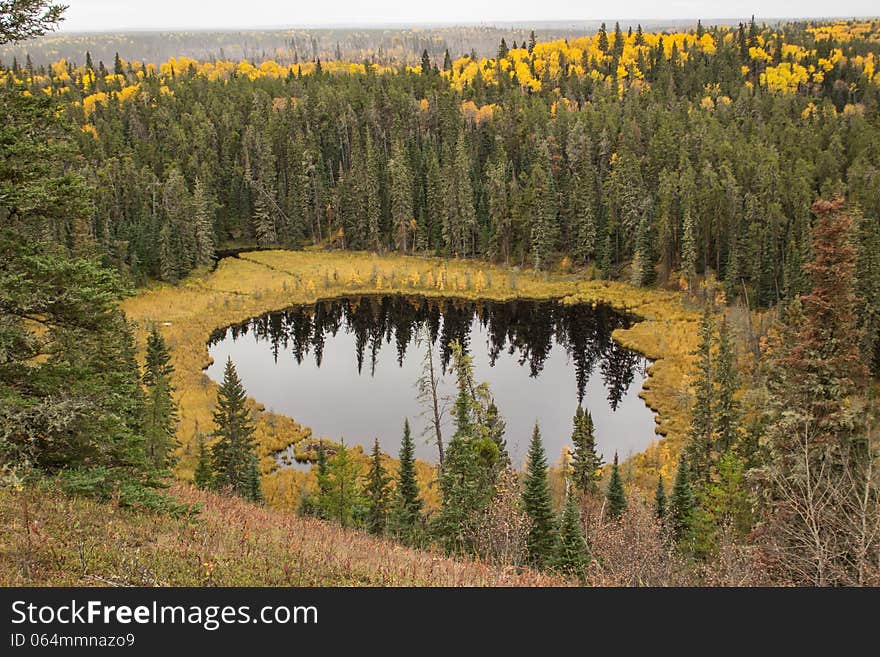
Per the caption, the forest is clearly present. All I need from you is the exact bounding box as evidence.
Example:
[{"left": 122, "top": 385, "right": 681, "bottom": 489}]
[{"left": 1, "top": 1, "right": 879, "bottom": 587}]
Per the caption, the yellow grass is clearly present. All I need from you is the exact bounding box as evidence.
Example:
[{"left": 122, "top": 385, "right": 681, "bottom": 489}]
[{"left": 121, "top": 250, "right": 699, "bottom": 505}]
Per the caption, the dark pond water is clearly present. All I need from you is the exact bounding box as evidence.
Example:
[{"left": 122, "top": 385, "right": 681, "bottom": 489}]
[{"left": 206, "top": 295, "right": 655, "bottom": 468}]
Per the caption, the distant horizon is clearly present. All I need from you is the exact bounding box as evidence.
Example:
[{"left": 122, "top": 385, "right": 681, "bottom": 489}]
[{"left": 47, "top": 15, "right": 880, "bottom": 36}]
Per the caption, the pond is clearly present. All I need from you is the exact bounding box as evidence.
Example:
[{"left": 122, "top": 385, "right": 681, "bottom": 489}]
[{"left": 206, "top": 295, "right": 656, "bottom": 468}]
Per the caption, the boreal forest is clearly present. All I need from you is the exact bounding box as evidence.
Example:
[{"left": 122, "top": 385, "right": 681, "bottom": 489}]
[{"left": 1, "top": 1, "right": 879, "bottom": 587}]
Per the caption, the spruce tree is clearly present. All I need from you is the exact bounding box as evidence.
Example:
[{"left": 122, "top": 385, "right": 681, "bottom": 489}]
[
  {"left": 191, "top": 177, "right": 215, "bottom": 267},
  {"left": 655, "top": 474, "right": 667, "bottom": 521},
  {"left": 434, "top": 346, "right": 486, "bottom": 553},
  {"left": 570, "top": 404, "right": 603, "bottom": 495},
  {"left": 687, "top": 304, "right": 715, "bottom": 485},
  {"left": 246, "top": 452, "right": 263, "bottom": 503},
  {"left": 715, "top": 316, "right": 739, "bottom": 454},
  {"left": 142, "top": 326, "right": 178, "bottom": 470},
  {"left": 314, "top": 440, "right": 330, "bottom": 519},
  {"left": 391, "top": 419, "right": 422, "bottom": 540},
  {"left": 210, "top": 357, "right": 258, "bottom": 498},
  {"left": 527, "top": 145, "right": 558, "bottom": 271},
  {"left": 389, "top": 139, "right": 414, "bottom": 252},
  {"left": 521, "top": 421, "right": 557, "bottom": 568},
  {"left": 554, "top": 489, "right": 589, "bottom": 582},
  {"left": 193, "top": 433, "right": 213, "bottom": 489},
  {"left": 670, "top": 455, "right": 696, "bottom": 544},
  {"left": 597, "top": 23, "right": 609, "bottom": 52},
  {"left": 634, "top": 212, "right": 656, "bottom": 286},
  {"left": 364, "top": 438, "right": 390, "bottom": 535},
  {"left": 605, "top": 452, "right": 627, "bottom": 520}
]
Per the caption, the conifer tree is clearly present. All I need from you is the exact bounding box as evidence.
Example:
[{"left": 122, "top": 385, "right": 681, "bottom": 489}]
[
  {"left": 527, "top": 145, "right": 558, "bottom": 271},
  {"left": 365, "top": 131, "right": 382, "bottom": 251},
  {"left": 715, "top": 316, "right": 739, "bottom": 453},
  {"left": 142, "top": 326, "right": 178, "bottom": 470},
  {"left": 434, "top": 344, "right": 487, "bottom": 552},
  {"left": 633, "top": 211, "right": 656, "bottom": 286},
  {"left": 597, "top": 23, "right": 609, "bottom": 52},
  {"left": 246, "top": 452, "right": 263, "bottom": 503},
  {"left": 210, "top": 357, "right": 258, "bottom": 498},
  {"left": 759, "top": 197, "right": 877, "bottom": 584},
  {"left": 669, "top": 455, "right": 696, "bottom": 544},
  {"left": 522, "top": 421, "right": 557, "bottom": 568},
  {"left": 687, "top": 304, "right": 715, "bottom": 485},
  {"left": 321, "top": 440, "right": 361, "bottom": 527},
  {"left": 364, "top": 438, "right": 390, "bottom": 535},
  {"left": 655, "top": 474, "right": 667, "bottom": 521},
  {"left": 193, "top": 433, "right": 212, "bottom": 489},
  {"left": 554, "top": 489, "right": 589, "bottom": 582},
  {"left": 314, "top": 440, "right": 330, "bottom": 519},
  {"left": 391, "top": 419, "right": 422, "bottom": 540},
  {"left": 442, "top": 133, "right": 476, "bottom": 255},
  {"left": 191, "top": 177, "right": 215, "bottom": 266},
  {"left": 389, "top": 139, "right": 414, "bottom": 252},
  {"left": 570, "top": 404, "right": 602, "bottom": 495},
  {"left": 605, "top": 452, "right": 627, "bottom": 520}
]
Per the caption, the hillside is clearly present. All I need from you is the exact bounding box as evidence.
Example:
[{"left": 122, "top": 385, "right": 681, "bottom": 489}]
[{"left": 0, "top": 483, "right": 563, "bottom": 586}]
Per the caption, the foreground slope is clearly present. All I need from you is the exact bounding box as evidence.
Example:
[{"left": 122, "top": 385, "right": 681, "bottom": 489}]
[{"left": 0, "top": 484, "right": 563, "bottom": 586}]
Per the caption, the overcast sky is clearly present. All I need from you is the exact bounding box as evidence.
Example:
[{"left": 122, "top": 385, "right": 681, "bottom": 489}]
[{"left": 56, "top": 1, "right": 878, "bottom": 32}]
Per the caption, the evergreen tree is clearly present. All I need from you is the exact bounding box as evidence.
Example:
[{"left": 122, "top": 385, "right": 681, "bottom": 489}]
[
  {"left": 687, "top": 304, "right": 715, "bottom": 485},
  {"left": 605, "top": 452, "right": 627, "bottom": 520},
  {"left": 191, "top": 177, "right": 215, "bottom": 267},
  {"left": 314, "top": 440, "right": 330, "bottom": 519},
  {"left": 715, "top": 316, "right": 739, "bottom": 453},
  {"left": 364, "top": 438, "right": 391, "bottom": 535},
  {"left": 442, "top": 48, "right": 452, "bottom": 70},
  {"left": 210, "top": 357, "right": 258, "bottom": 498},
  {"left": 389, "top": 139, "right": 414, "bottom": 252},
  {"left": 434, "top": 343, "right": 488, "bottom": 552},
  {"left": 570, "top": 404, "right": 603, "bottom": 495},
  {"left": 669, "top": 455, "right": 696, "bottom": 544},
  {"left": 246, "top": 452, "right": 263, "bottom": 503},
  {"left": 321, "top": 440, "right": 361, "bottom": 527},
  {"left": 527, "top": 145, "right": 558, "bottom": 270},
  {"left": 597, "top": 23, "right": 609, "bottom": 52},
  {"left": 142, "top": 326, "right": 178, "bottom": 470},
  {"left": 655, "top": 474, "right": 667, "bottom": 521},
  {"left": 442, "top": 133, "right": 476, "bottom": 255},
  {"left": 554, "top": 489, "right": 589, "bottom": 582},
  {"left": 633, "top": 211, "right": 656, "bottom": 286},
  {"left": 391, "top": 419, "right": 422, "bottom": 540},
  {"left": 193, "top": 433, "right": 213, "bottom": 489},
  {"left": 521, "top": 421, "right": 557, "bottom": 568}
]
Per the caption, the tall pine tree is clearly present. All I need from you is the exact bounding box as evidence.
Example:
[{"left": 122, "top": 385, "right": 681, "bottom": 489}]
[
  {"left": 210, "top": 357, "right": 259, "bottom": 500},
  {"left": 391, "top": 419, "right": 422, "bottom": 541},
  {"left": 521, "top": 421, "right": 557, "bottom": 568},
  {"left": 605, "top": 452, "right": 627, "bottom": 520},
  {"left": 570, "top": 404, "right": 603, "bottom": 495},
  {"left": 364, "top": 438, "right": 390, "bottom": 535}
]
